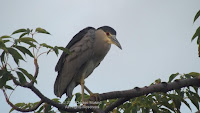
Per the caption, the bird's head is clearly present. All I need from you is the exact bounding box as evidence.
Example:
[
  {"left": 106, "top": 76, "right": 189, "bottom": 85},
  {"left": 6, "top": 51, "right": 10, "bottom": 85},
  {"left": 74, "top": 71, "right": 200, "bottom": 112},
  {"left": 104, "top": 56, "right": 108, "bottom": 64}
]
[{"left": 98, "top": 26, "right": 122, "bottom": 49}]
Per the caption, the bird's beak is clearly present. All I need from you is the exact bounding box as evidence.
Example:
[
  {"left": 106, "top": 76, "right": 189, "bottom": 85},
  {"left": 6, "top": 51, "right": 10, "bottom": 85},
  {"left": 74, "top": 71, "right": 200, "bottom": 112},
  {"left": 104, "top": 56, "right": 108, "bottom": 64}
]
[{"left": 110, "top": 35, "right": 122, "bottom": 49}]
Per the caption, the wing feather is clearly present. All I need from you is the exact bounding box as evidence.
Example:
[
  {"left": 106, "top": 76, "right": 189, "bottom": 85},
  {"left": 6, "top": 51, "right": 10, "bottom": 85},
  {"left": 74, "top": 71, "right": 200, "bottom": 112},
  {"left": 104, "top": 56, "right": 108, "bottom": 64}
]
[
  {"left": 55, "top": 27, "right": 95, "bottom": 72},
  {"left": 54, "top": 28, "right": 95, "bottom": 97}
]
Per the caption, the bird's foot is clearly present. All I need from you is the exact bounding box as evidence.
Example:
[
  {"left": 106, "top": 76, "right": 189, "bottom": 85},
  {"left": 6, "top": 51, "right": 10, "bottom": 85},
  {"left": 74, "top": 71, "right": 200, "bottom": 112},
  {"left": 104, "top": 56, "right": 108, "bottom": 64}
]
[{"left": 89, "top": 93, "right": 100, "bottom": 101}]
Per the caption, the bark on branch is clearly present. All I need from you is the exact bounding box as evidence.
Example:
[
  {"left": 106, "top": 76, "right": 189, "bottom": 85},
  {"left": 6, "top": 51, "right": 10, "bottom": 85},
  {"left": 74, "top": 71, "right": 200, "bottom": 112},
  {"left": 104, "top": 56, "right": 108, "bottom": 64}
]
[
  {"left": 9, "top": 74, "right": 102, "bottom": 112},
  {"left": 102, "top": 76, "right": 200, "bottom": 112}
]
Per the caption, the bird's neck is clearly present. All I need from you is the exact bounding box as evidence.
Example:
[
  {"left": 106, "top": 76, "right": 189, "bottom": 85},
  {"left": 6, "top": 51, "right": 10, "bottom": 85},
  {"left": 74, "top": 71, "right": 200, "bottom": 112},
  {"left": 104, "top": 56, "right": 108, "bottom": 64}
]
[{"left": 94, "top": 30, "right": 111, "bottom": 58}]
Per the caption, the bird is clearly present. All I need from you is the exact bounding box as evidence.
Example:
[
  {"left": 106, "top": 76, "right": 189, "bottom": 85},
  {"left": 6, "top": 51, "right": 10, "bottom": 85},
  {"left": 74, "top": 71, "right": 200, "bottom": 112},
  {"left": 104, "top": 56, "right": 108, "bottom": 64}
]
[{"left": 54, "top": 26, "right": 122, "bottom": 101}]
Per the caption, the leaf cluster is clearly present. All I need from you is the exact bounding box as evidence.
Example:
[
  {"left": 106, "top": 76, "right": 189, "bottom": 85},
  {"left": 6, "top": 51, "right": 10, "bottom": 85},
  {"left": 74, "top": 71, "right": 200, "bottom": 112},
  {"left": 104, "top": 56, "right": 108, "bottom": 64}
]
[
  {"left": 0, "top": 27, "right": 70, "bottom": 91},
  {"left": 98, "top": 73, "right": 200, "bottom": 113},
  {"left": 191, "top": 10, "right": 200, "bottom": 56}
]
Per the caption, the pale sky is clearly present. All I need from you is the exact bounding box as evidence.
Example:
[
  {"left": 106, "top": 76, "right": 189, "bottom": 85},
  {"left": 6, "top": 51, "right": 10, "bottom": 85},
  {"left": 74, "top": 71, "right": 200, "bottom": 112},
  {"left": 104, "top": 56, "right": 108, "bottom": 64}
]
[{"left": 0, "top": 1, "right": 200, "bottom": 112}]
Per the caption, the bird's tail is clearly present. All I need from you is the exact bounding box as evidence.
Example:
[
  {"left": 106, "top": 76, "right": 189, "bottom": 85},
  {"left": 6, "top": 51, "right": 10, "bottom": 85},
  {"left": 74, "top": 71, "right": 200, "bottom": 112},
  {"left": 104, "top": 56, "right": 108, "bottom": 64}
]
[
  {"left": 54, "top": 74, "right": 76, "bottom": 98},
  {"left": 54, "top": 75, "right": 62, "bottom": 97}
]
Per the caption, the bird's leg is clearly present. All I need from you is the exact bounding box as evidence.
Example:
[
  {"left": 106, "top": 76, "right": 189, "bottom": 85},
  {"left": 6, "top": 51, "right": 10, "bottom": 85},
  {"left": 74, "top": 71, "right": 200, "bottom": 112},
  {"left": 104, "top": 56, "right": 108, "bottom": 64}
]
[
  {"left": 80, "top": 78, "right": 85, "bottom": 103},
  {"left": 84, "top": 85, "right": 93, "bottom": 95},
  {"left": 84, "top": 85, "right": 100, "bottom": 101}
]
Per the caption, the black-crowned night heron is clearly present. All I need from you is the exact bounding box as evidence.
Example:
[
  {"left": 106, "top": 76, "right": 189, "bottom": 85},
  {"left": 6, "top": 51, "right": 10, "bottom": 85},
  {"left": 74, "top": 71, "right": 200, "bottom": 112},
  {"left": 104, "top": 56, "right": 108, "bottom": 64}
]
[{"left": 54, "top": 26, "right": 122, "bottom": 101}]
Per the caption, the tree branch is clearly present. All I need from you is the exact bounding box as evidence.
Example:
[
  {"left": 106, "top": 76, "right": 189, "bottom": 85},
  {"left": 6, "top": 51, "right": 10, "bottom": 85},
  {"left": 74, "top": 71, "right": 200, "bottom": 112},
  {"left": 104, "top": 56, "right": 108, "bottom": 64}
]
[
  {"left": 104, "top": 98, "right": 128, "bottom": 113},
  {"left": 2, "top": 88, "right": 44, "bottom": 112},
  {"left": 30, "top": 58, "right": 39, "bottom": 85},
  {"left": 102, "top": 76, "right": 200, "bottom": 112},
  {"left": 10, "top": 74, "right": 103, "bottom": 112}
]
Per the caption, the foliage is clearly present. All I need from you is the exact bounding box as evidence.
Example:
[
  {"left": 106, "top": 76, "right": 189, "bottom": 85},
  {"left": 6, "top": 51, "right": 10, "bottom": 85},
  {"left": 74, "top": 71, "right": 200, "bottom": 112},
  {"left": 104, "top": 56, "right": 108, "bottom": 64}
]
[
  {"left": 112, "top": 73, "right": 200, "bottom": 113},
  {"left": 0, "top": 27, "right": 70, "bottom": 112},
  {"left": 0, "top": 27, "right": 70, "bottom": 89},
  {"left": 191, "top": 10, "right": 200, "bottom": 56}
]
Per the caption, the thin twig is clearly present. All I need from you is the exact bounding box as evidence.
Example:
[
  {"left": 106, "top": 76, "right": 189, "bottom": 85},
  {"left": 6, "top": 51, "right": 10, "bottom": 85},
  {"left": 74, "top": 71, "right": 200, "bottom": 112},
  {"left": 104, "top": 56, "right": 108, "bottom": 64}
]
[
  {"left": 2, "top": 88, "right": 44, "bottom": 112},
  {"left": 36, "top": 46, "right": 41, "bottom": 57},
  {"left": 8, "top": 85, "right": 17, "bottom": 99},
  {"left": 7, "top": 63, "right": 14, "bottom": 71},
  {"left": 36, "top": 50, "right": 53, "bottom": 59},
  {"left": 31, "top": 33, "right": 36, "bottom": 58}
]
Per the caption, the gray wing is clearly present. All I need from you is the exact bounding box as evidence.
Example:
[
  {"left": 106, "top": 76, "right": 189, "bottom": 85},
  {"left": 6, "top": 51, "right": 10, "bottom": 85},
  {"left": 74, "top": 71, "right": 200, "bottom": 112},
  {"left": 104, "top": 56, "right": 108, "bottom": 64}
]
[
  {"left": 55, "top": 27, "right": 95, "bottom": 72},
  {"left": 54, "top": 27, "right": 96, "bottom": 97}
]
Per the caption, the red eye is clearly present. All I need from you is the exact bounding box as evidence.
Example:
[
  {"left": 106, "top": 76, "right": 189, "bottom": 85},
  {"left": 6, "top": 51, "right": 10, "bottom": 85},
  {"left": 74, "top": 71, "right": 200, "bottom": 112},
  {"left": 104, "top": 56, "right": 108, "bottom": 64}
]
[{"left": 106, "top": 32, "right": 110, "bottom": 36}]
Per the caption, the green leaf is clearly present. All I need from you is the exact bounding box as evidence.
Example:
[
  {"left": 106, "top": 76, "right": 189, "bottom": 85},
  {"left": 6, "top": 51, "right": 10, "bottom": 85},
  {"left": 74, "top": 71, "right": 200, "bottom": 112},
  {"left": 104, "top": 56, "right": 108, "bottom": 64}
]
[
  {"left": 9, "top": 107, "right": 14, "bottom": 112},
  {"left": 18, "top": 37, "right": 37, "bottom": 43},
  {"left": 170, "top": 94, "right": 181, "bottom": 110},
  {"left": 53, "top": 46, "right": 59, "bottom": 56},
  {"left": 1, "top": 35, "right": 11, "bottom": 39},
  {"left": 1, "top": 51, "right": 6, "bottom": 63},
  {"left": 18, "top": 68, "right": 37, "bottom": 83},
  {"left": 9, "top": 102, "right": 26, "bottom": 112},
  {"left": 44, "top": 103, "right": 52, "bottom": 113},
  {"left": 4, "top": 85, "right": 14, "bottom": 90},
  {"left": 175, "top": 89, "right": 184, "bottom": 98},
  {"left": 17, "top": 37, "right": 37, "bottom": 48},
  {"left": 181, "top": 98, "right": 191, "bottom": 111},
  {"left": 47, "top": 49, "right": 52, "bottom": 54},
  {"left": 160, "top": 108, "right": 171, "bottom": 113},
  {"left": 19, "top": 32, "right": 28, "bottom": 38},
  {"left": 26, "top": 28, "right": 31, "bottom": 34},
  {"left": 15, "top": 102, "right": 26, "bottom": 107},
  {"left": 191, "top": 26, "right": 200, "bottom": 43},
  {"left": 0, "top": 37, "right": 8, "bottom": 52},
  {"left": 188, "top": 72, "right": 200, "bottom": 77},
  {"left": 40, "top": 43, "right": 53, "bottom": 49},
  {"left": 12, "top": 29, "right": 27, "bottom": 35},
  {"left": 156, "top": 94, "right": 174, "bottom": 112},
  {"left": 186, "top": 92, "right": 199, "bottom": 110},
  {"left": 0, "top": 70, "right": 6, "bottom": 77},
  {"left": 155, "top": 78, "right": 161, "bottom": 84},
  {"left": 0, "top": 70, "right": 10, "bottom": 88},
  {"left": 16, "top": 71, "right": 27, "bottom": 85},
  {"left": 75, "top": 93, "right": 81, "bottom": 105},
  {"left": 168, "top": 73, "right": 179, "bottom": 83},
  {"left": 35, "top": 27, "right": 50, "bottom": 35},
  {"left": 14, "top": 39, "right": 18, "bottom": 45},
  {"left": 192, "top": 86, "right": 198, "bottom": 93},
  {"left": 14, "top": 46, "right": 33, "bottom": 57},
  {"left": 185, "top": 74, "right": 192, "bottom": 79},
  {"left": 52, "top": 98, "right": 60, "bottom": 103},
  {"left": 57, "top": 47, "right": 71, "bottom": 54},
  {"left": 21, "top": 41, "right": 36, "bottom": 48},
  {"left": 37, "top": 105, "right": 44, "bottom": 113},
  {"left": 194, "top": 10, "right": 200, "bottom": 23},
  {"left": 3, "top": 40, "right": 10, "bottom": 43},
  {"left": 63, "top": 96, "right": 73, "bottom": 106},
  {"left": 7, "top": 48, "right": 24, "bottom": 64},
  {"left": 0, "top": 76, "right": 7, "bottom": 88},
  {"left": 123, "top": 103, "right": 132, "bottom": 113},
  {"left": 99, "top": 100, "right": 105, "bottom": 109}
]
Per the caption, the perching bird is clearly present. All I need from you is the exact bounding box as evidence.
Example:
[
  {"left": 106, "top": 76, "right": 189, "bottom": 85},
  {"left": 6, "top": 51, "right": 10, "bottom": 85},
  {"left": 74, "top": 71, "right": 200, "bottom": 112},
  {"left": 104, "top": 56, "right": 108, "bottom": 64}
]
[{"left": 54, "top": 26, "right": 122, "bottom": 101}]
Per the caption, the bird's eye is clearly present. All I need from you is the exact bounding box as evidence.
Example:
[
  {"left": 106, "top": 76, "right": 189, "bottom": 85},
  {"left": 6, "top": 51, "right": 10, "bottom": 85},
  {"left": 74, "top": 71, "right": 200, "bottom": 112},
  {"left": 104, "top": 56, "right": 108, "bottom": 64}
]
[{"left": 106, "top": 32, "right": 110, "bottom": 36}]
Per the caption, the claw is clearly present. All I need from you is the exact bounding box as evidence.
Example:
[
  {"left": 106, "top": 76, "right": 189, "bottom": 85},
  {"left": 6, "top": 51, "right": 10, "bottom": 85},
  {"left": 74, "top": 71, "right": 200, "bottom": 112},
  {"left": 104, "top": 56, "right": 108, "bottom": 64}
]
[{"left": 89, "top": 93, "right": 100, "bottom": 102}]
